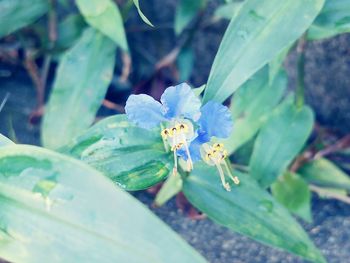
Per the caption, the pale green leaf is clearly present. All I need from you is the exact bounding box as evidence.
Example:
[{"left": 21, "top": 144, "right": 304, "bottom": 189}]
[
  {"left": 177, "top": 46, "right": 195, "bottom": 81},
  {"left": 299, "top": 158, "right": 350, "bottom": 191},
  {"left": 56, "top": 14, "right": 87, "bottom": 49},
  {"left": 0, "top": 144, "right": 206, "bottom": 263},
  {"left": 42, "top": 28, "right": 116, "bottom": 149},
  {"left": 76, "top": 0, "right": 128, "bottom": 50},
  {"left": 183, "top": 163, "right": 325, "bottom": 263},
  {"left": 249, "top": 98, "right": 315, "bottom": 188},
  {"left": 193, "top": 85, "right": 206, "bottom": 97},
  {"left": 0, "top": 0, "right": 48, "bottom": 38},
  {"left": 62, "top": 115, "right": 172, "bottom": 191},
  {"left": 175, "top": 0, "right": 206, "bottom": 35},
  {"left": 203, "top": 0, "right": 325, "bottom": 103},
  {"left": 214, "top": 1, "right": 243, "bottom": 20},
  {"left": 308, "top": 0, "right": 350, "bottom": 40},
  {"left": 155, "top": 172, "right": 183, "bottom": 207},
  {"left": 223, "top": 67, "right": 287, "bottom": 154},
  {"left": 133, "top": 0, "right": 153, "bottom": 27},
  {"left": 268, "top": 44, "right": 292, "bottom": 83},
  {"left": 271, "top": 172, "right": 312, "bottom": 222}
]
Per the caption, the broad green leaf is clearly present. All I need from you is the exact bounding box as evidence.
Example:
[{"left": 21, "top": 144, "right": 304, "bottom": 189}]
[
  {"left": 56, "top": 14, "right": 87, "bottom": 49},
  {"left": 223, "top": 67, "right": 287, "bottom": 154},
  {"left": 132, "top": 0, "right": 153, "bottom": 27},
  {"left": 308, "top": 0, "right": 350, "bottom": 40},
  {"left": 183, "top": 163, "right": 325, "bottom": 263},
  {"left": 203, "top": 0, "right": 325, "bottom": 103},
  {"left": 155, "top": 172, "right": 183, "bottom": 207},
  {"left": 249, "top": 98, "right": 315, "bottom": 188},
  {"left": 177, "top": 46, "right": 195, "bottom": 82},
  {"left": 175, "top": 0, "right": 206, "bottom": 35},
  {"left": 42, "top": 28, "right": 116, "bottom": 150},
  {"left": 299, "top": 158, "right": 350, "bottom": 191},
  {"left": 0, "top": 134, "right": 14, "bottom": 147},
  {"left": 0, "top": 0, "right": 48, "bottom": 38},
  {"left": 62, "top": 115, "right": 172, "bottom": 191},
  {"left": 271, "top": 172, "right": 312, "bottom": 222},
  {"left": 76, "top": 0, "right": 128, "bottom": 50},
  {"left": 213, "top": 1, "right": 243, "bottom": 20},
  {"left": 0, "top": 144, "right": 206, "bottom": 263}
]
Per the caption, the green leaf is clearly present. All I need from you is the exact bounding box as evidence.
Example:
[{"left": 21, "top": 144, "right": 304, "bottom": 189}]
[
  {"left": 155, "top": 172, "right": 183, "bottom": 207},
  {"left": 132, "top": 0, "right": 153, "bottom": 27},
  {"left": 214, "top": 1, "right": 243, "bottom": 20},
  {"left": 0, "top": 134, "right": 14, "bottom": 147},
  {"left": 308, "top": 0, "right": 350, "bottom": 40},
  {"left": 183, "top": 163, "right": 325, "bottom": 263},
  {"left": 0, "top": 0, "right": 48, "bottom": 38},
  {"left": 177, "top": 46, "right": 195, "bottom": 81},
  {"left": 42, "top": 28, "right": 116, "bottom": 150},
  {"left": 249, "top": 98, "right": 315, "bottom": 188},
  {"left": 271, "top": 172, "right": 312, "bottom": 222},
  {"left": 76, "top": 0, "right": 128, "bottom": 51},
  {"left": 62, "top": 115, "right": 172, "bottom": 191},
  {"left": 193, "top": 85, "right": 206, "bottom": 97},
  {"left": 56, "top": 14, "right": 87, "bottom": 49},
  {"left": 268, "top": 44, "right": 292, "bottom": 83},
  {"left": 203, "top": 0, "right": 325, "bottom": 103},
  {"left": 223, "top": 67, "right": 287, "bottom": 154},
  {"left": 299, "top": 158, "right": 350, "bottom": 191},
  {"left": 0, "top": 144, "right": 206, "bottom": 263},
  {"left": 175, "top": 0, "right": 206, "bottom": 35}
]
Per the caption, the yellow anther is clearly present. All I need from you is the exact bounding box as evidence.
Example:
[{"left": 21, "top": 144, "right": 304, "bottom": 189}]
[
  {"left": 214, "top": 143, "right": 224, "bottom": 150},
  {"left": 206, "top": 153, "right": 212, "bottom": 161},
  {"left": 233, "top": 176, "right": 240, "bottom": 185},
  {"left": 179, "top": 123, "right": 189, "bottom": 133},
  {"left": 221, "top": 150, "right": 228, "bottom": 160},
  {"left": 176, "top": 143, "right": 184, "bottom": 149},
  {"left": 161, "top": 128, "right": 170, "bottom": 138}
]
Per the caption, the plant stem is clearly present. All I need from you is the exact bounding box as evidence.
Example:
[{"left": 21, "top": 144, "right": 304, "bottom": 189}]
[
  {"left": 310, "top": 184, "right": 350, "bottom": 205},
  {"left": 296, "top": 35, "right": 307, "bottom": 109}
]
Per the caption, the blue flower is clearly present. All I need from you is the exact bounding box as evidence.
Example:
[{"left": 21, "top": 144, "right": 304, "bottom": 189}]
[
  {"left": 125, "top": 83, "right": 201, "bottom": 129},
  {"left": 125, "top": 84, "right": 239, "bottom": 190},
  {"left": 125, "top": 83, "right": 201, "bottom": 173},
  {"left": 178, "top": 101, "right": 233, "bottom": 162}
]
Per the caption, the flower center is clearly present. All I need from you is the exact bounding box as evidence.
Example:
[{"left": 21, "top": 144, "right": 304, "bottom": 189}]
[
  {"left": 201, "top": 143, "right": 239, "bottom": 191},
  {"left": 161, "top": 120, "right": 195, "bottom": 174}
]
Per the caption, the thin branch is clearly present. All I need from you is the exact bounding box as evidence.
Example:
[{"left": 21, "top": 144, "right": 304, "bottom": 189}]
[
  {"left": 102, "top": 99, "right": 125, "bottom": 113},
  {"left": 290, "top": 150, "right": 314, "bottom": 172},
  {"left": 314, "top": 134, "right": 350, "bottom": 159},
  {"left": 120, "top": 51, "right": 132, "bottom": 82},
  {"left": 24, "top": 49, "right": 44, "bottom": 107}
]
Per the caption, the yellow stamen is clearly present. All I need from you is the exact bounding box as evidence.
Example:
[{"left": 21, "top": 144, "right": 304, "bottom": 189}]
[
  {"left": 179, "top": 132, "right": 193, "bottom": 170},
  {"left": 214, "top": 143, "right": 224, "bottom": 150},
  {"left": 161, "top": 128, "right": 170, "bottom": 138},
  {"left": 173, "top": 150, "right": 178, "bottom": 176},
  {"left": 202, "top": 142, "right": 240, "bottom": 190},
  {"left": 215, "top": 162, "right": 230, "bottom": 191},
  {"left": 223, "top": 160, "right": 240, "bottom": 185}
]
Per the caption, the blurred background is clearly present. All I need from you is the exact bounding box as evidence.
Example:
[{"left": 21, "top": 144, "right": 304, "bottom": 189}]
[{"left": 0, "top": 0, "right": 350, "bottom": 262}]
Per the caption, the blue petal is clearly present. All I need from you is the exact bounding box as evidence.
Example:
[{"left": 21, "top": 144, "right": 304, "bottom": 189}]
[
  {"left": 177, "top": 137, "right": 203, "bottom": 162},
  {"left": 125, "top": 94, "right": 166, "bottom": 129},
  {"left": 161, "top": 83, "right": 201, "bottom": 121},
  {"left": 197, "top": 101, "right": 233, "bottom": 140}
]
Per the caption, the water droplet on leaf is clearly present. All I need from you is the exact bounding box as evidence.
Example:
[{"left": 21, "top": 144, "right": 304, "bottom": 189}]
[{"left": 259, "top": 200, "right": 274, "bottom": 213}]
